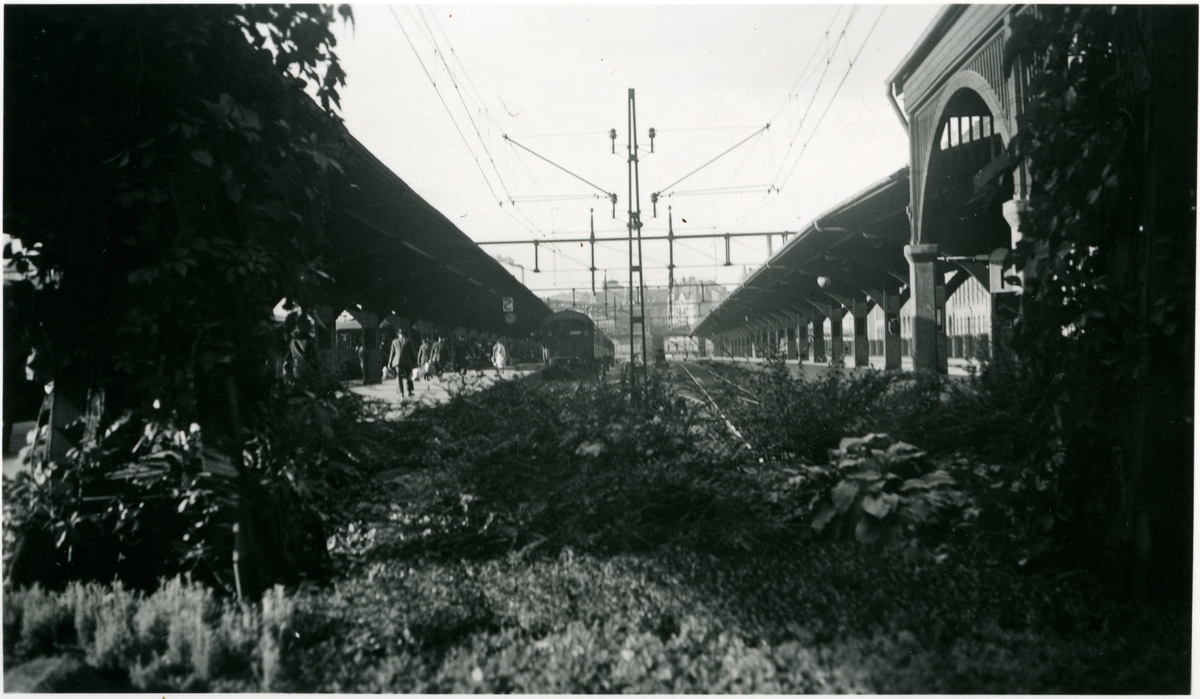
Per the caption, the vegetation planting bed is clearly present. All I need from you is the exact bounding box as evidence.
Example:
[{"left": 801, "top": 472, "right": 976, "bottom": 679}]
[{"left": 4, "top": 368, "right": 1190, "bottom": 692}]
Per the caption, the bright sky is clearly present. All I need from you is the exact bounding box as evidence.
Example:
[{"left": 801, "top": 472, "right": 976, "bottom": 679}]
[{"left": 335, "top": 3, "right": 942, "bottom": 294}]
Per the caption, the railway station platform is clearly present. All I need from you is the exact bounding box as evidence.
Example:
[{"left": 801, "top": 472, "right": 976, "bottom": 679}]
[
  {"left": 699, "top": 355, "right": 980, "bottom": 378},
  {"left": 345, "top": 363, "right": 544, "bottom": 418},
  {"left": 1, "top": 365, "right": 548, "bottom": 480}
]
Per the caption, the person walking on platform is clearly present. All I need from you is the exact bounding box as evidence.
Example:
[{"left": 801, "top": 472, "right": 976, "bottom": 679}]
[
  {"left": 491, "top": 339, "right": 508, "bottom": 377},
  {"left": 417, "top": 336, "right": 432, "bottom": 381},
  {"left": 430, "top": 334, "right": 444, "bottom": 379},
  {"left": 388, "top": 328, "right": 418, "bottom": 398}
]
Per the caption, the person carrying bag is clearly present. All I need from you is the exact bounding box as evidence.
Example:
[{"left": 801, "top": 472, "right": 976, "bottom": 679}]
[{"left": 387, "top": 328, "right": 418, "bottom": 398}]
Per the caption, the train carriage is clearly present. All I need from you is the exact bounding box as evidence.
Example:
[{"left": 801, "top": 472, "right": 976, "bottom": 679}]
[{"left": 541, "top": 309, "right": 613, "bottom": 372}]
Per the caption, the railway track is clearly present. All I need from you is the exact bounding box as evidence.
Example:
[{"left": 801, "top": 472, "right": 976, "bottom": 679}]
[
  {"left": 674, "top": 362, "right": 753, "bottom": 450},
  {"left": 686, "top": 362, "right": 760, "bottom": 404}
]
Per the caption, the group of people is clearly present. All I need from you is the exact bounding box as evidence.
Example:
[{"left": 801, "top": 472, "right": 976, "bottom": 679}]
[{"left": 386, "top": 328, "right": 509, "bottom": 398}]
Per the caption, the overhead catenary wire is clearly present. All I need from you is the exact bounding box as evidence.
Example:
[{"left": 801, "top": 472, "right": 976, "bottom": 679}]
[
  {"left": 770, "top": 5, "right": 859, "bottom": 188},
  {"left": 654, "top": 124, "right": 771, "bottom": 197},
  {"left": 653, "top": 125, "right": 762, "bottom": 133},
  {"left": 509, "top": 194, "right": 604, "bottom": 203},
  {"left": 389, "top": 5, "right": 510, "bottom": 210},
  {"left": 413, "top": 6, "right": 515, "bottom": 204},
  {"left": 505, "top": 142, "right": 592, "bottom": 235},
  {"left": 400, "top": 5, "right": 593, "bottom": 240},
  {"left": 503, "top": 135, "right": 614, "bottom": 199},
  {"left": 777, "top": 5, "right": 887, "bottom": 192},
  {"left": 505, "top": 131, "right": 610, "bottom": 139},
  {"left": 766, "top": 5, "right": 846, "bottom": 126},
  {"left": 395, "top": 5, "right": 870, "bottom": 296},
  {"left": 425, "top": 10, "right": 498, "bottom": 123},
  {"left": 666, "top": 184, "right": 776, "bottom": 198},
  {"left": 401, "top": 15, "right": 785, "bottom": 284},
  {"left": 700, "top": 6, "right": 855, "bottom": 237},
  {"left": 725, "top": 6, "right": 885, "bottom": 234}
]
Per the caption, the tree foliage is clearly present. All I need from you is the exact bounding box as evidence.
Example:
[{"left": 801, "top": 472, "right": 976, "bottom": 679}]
[
  {"left": 1005, "top": 5, "right": 1195, "bottom": 594},
  {"left": 4, "top": 4, "right": 352, "bottom": 442},
  {"left": 3, "top": 5, "right": 355, "bottom": 594}
]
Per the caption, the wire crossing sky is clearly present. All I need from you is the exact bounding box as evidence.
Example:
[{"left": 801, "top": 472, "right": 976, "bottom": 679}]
[{"left": 336, "top": 3, "right": 942, "bottom": 292}]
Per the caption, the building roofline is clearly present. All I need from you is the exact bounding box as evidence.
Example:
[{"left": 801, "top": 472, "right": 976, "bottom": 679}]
[{"left": 886, "top": 5, "right": 967, "bottom": 96}]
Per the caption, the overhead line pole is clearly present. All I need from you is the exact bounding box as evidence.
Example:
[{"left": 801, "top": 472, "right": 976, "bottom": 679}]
[
  {"left": 626, "top": 90, "right": 646, "bottom": 386},
  {"left": 590, "top": 208, "right": 597, "bottom": 294},
  {"left": 631, "top": 89, "right": 649, "bottom": 386}
]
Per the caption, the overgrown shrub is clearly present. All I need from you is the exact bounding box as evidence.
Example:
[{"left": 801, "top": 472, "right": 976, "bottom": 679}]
[
  {"left": 728, "top": 359, "right": 897, "bottom": 461},
  {"left": 795, "top": 434, "right": 969, "bottom": 550},
  {"left": 4, "top": 577, "right": 262, "bottom": 691},
  {"left": 3, "top": 371, "right": 1189, "bottom": 693},
  {"left": 5, "top": 411, "right": 237, "bottom": 592}
]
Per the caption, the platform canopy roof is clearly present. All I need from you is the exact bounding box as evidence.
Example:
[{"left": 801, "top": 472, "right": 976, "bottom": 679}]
[
  {"left": 324, "top": 134, "right": 551, "bottom": 337},
  {"left": 693, "top": 167, "right": 910, "bottom": 337}
]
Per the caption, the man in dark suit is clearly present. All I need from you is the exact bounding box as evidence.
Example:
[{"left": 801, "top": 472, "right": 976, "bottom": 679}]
[{"left": 387, "top": 328, "right": 418, "bottom": 398}]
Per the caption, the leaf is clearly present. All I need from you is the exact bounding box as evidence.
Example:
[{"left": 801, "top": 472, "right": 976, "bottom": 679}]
[
  {"left": 811, "top": 504, "right": 837, "bottom": 533},
  {"left": 921, "top": 470, "right": 956, "bottom": 487},
  {"left": 191, "top": 149, "right": 214, "bottom": 167},
  {"left": 902, "top": 470, "right": 956, "bottom": 492},
  {"left": 886, "top": 441, "right": 926, "bottom": 462},
  {"left": 338, "top": 4, "right": 355, "bottom": 32},
  {"left": 855, "top": 517, "right": 882, "bottom": 544},
  {"left": 861, "top": 492, "right": 900, "bottom": 519},
  {"left": 831, "top": 480, "right": 860, "bottom": 513},
  {"left": 838, "top": 433, "right": 891, "bottom": 454},
  {"left": 574, "top": 441, "right": 604, "bottom": 457},
  {"left": 900, "top": 498, "right": 934, "bottom": 525}
]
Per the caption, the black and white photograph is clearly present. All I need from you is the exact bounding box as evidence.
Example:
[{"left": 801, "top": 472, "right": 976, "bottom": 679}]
[{"left": 1, "top": 3, "right": 1194, "bottom": 693}]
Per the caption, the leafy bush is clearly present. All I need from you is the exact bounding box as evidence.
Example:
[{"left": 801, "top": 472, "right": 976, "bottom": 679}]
[
  {"left": 3, "top": 373, "right": 1189, "bottom": 693},
  {"left": 724, "top": 359, "right": 897, "bottom": 461},
  {"left": 5, "top": 411, "right": 237, "bottom": 592},
  {"left": 798, "top": 434, "right": 969, "bottom": 550},
  {"left": 2, "top": 376, "right": 400, "bottom": 594},
  {"left": 2, "top": 1, "right": 361, "bottom": 600}
]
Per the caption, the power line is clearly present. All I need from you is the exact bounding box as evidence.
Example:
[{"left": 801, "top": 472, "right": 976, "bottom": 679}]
[
  {"left": 403, "top": 5, "right": 570, "bottom": 240},
  {"left": 503, "top": 135, "right": 614, "bottom": 198},
  {"left": 506, "top": 142, "right": 579, "bottom": 235},
  {"left": 413, "top": 6, "right": 515, "bottom": 204},
  {"left": 666, "top": 184, "right": 775, "bottom": 198},
  {"left": 767, "top": 5, "right": 844, "bottom": 126},
  {"left": 389, "top": 6, "right": 508, "bottom": 210},
  {"left": 771, "top": 5, "right": 859, "bottom": 187},
  {"left": 505, "top": 131, "right": 608, "bottom": 139},
  {"left": 654, "top": 124, "right": 771, "bottom": 197},
  {"left": 426, "top": 9, "right": 511, "bottom": 136},
  {"left": 510, "top": 194, "right": 604, "bottom": 203},
  {"left": 777, "top": 5, "right": 887, "bottom": 192},
  {"left": 653, "top": 125, "right": 762, "bottom": 133}
]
